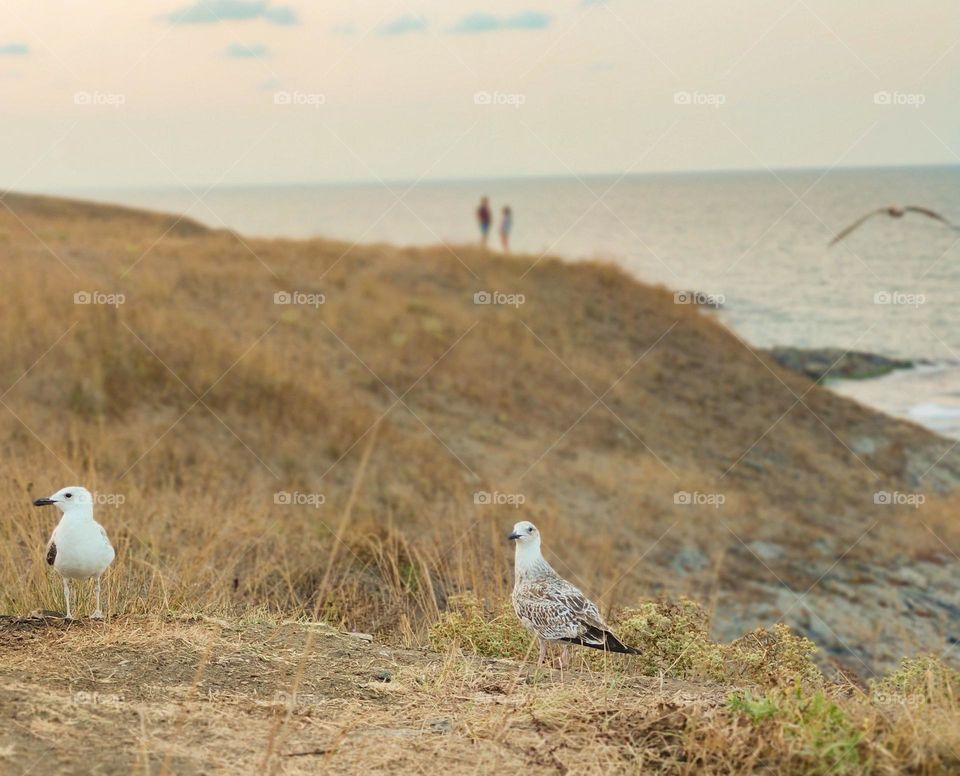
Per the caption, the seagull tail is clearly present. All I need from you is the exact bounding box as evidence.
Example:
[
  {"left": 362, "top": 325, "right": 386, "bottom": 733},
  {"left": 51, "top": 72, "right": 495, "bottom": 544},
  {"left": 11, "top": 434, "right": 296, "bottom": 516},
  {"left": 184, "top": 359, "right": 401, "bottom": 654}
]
[
  {"left": 562, "top": 627, "right": 640, "bottom": 655},
  {"left": 599, "top": 630, "right": 641, "bottom": 655}
]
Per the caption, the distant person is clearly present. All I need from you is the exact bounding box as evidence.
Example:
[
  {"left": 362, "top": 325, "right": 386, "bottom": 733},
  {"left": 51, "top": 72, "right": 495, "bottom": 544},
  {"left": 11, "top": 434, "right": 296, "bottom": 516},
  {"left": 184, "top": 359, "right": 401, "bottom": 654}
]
[
  {"left": 500, "top": 206, "right": 513, "bottom": 253},
  {"left": 477, "top": 196, "right": 492, "bottom": 247}
]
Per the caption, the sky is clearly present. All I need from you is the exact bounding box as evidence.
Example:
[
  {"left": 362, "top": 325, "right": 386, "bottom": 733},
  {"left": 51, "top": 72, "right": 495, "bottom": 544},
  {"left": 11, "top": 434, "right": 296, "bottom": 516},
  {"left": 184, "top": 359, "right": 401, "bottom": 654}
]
[{"left": 0, "top": 0, "right": 958, "bottom": 190}]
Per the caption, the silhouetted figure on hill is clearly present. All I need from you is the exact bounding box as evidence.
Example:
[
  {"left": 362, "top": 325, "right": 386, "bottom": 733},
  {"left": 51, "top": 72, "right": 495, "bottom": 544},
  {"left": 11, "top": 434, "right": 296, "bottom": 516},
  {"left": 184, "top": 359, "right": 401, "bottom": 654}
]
[
  {"left": 477, "top": 196, "right": 492, "bottom": 247},
  {"left": 500, "top": 206, "right": 513, "bottom": 253}
]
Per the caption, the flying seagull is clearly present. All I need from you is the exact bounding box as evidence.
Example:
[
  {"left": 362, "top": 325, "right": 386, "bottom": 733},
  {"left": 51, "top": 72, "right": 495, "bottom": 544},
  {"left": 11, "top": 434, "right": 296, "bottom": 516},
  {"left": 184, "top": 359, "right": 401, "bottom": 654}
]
[
  {"left": 34, "top": 486, "right": 115, "bottom": 620},
  {"left": 829, "top": 205, "right": 960, "bottom": 246},
  {"left": 508, "top": 520, "right": 639, "bottom": 667}
]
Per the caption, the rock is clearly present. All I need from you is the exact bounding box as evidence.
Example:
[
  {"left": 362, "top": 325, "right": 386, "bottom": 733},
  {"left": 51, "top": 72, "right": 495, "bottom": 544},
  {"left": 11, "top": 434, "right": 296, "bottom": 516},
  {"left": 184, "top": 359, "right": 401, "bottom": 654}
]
[
  {"left": 812, "top": 538, "right": 834, "bottom": 555},
  {"left": 374, "top": 670, "right": 392, "bottom": 683},
  {"left": 889, "top": 567, "right": 927, "bottom": 587},
  {"left": 850, "top": 436, "right": 882, "bottom": 456},
  {"left": 715, "top": 553, "right": 960, "bottom": 676},
  {"left": 764, "top": 347, "right": 913, "bottom": 381},
  {"left": 747, "top": 540, "right": 785, "bottom": 562},
  {"left": 671, "top": 547, "right": 709, "bottom": 574}
]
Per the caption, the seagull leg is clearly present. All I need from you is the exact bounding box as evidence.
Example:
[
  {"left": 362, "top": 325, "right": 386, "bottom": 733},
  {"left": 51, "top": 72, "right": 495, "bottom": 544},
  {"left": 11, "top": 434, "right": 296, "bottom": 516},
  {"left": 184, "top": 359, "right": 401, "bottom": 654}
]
[
  {"left": 63, "top": 578, "right": 73, "bottom": 620},
  {"left": 91, "top": 577, "right": 104, "bottom": 620},
  {"left": 559, "top": 644, "right": 570, "bottom": 669},
  {"left": 537, "top": 639, "right": 547, "bottom": 666}
]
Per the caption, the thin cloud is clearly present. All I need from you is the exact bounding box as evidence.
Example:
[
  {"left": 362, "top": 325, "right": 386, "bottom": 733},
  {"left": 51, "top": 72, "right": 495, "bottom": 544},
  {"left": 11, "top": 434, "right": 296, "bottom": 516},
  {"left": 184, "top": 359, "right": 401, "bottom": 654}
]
[
  {"left": 450, "top": 11, "right": 552, "bottom": 34},
  {"left": 225, "top": 42, "right": 270, "bottom": 58},
  {"left": 0, "top": 43, "right": 30, "bottom": 55},
  {"left": 166, "top": 1, "right": 298, "bottom": 25},
  {"left": 377, "top": 14, "right": 428, "bottom": 36}
]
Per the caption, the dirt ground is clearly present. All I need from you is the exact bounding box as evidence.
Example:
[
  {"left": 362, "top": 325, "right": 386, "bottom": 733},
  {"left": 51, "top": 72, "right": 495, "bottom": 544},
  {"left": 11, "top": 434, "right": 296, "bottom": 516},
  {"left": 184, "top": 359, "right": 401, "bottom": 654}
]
[{"left": 0, "top": 615, "right": 737, "bottom": 775}]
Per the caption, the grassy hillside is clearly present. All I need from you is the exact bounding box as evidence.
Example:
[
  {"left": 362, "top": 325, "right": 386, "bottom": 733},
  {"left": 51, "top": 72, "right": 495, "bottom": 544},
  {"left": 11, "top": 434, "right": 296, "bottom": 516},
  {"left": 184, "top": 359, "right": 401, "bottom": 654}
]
[
  {"left": 1, "top": 193, "right": 959, "bottom": 666},
  {"left": 2, "top": 194, "right": 960, "bottom": 772}
]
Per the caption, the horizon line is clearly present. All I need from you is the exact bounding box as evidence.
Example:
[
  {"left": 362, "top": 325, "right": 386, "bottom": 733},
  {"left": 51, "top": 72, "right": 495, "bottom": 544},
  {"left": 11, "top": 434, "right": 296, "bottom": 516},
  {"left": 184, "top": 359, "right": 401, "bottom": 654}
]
[{"left": 38, "top": 161, "right": 960, "bottom": 194}]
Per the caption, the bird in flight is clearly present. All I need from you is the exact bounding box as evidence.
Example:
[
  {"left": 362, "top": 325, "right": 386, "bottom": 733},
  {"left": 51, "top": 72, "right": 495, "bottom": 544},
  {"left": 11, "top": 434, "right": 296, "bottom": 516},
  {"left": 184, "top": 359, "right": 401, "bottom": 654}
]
[
  {"left": 34, "top": 486, "right": 116, "bottom": 620},
  {"left": 508, "top": 520, "right": 639, "bottom": 667},
  {"left": 829, "top": 205, "right": 960, "bottom": 246}
]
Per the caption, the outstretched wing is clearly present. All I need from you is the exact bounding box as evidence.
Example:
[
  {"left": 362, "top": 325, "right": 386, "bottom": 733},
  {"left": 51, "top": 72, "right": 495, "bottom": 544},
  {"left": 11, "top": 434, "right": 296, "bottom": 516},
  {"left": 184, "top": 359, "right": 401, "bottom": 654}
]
[
  {"left": 828, "top": 208, "right": 888, "bottom": 246},
  {"left": 903, "top": 206, "right": 957, "bottom": 228}
]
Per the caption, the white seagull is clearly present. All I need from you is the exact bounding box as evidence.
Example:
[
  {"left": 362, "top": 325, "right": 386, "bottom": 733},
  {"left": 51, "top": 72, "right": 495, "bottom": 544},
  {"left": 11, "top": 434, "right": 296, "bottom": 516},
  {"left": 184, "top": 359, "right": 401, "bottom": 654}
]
[
  {"left": 34, "top": 486, "right": 115, "bottom": 620},
  {"left": 508, "top": 520, "right": 639, "bottom": 667}
]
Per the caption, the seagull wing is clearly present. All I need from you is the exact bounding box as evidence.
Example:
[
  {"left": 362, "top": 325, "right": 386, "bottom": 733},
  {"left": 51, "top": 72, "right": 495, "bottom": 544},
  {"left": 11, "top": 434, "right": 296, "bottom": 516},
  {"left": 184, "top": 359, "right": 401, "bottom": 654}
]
[
  {"left": 903, "top": 206, "right": 958, "bottom": 229},
  {"left": 828, "top": 208, "right": 889, "bottom": 246},
  {"left": 515, "top": 575, "right": 618, "bottom": 643},
  {"left": 554, "top": 581, "right": 609, "bottom": 637},
  {"left": 45, "top": 533, "right": 57, "bottom": 566},
  {"left": 97, "top": 523, "right": 116, "bottom": 564}
]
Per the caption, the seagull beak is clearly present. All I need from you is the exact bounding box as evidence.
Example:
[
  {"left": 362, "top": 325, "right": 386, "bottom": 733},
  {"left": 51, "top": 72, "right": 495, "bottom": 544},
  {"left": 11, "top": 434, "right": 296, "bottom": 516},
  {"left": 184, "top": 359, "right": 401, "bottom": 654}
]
[
  {"left": 506, "top": 531, "right": 520, "bottom": 541},
  {"left": 32, "top": 497, "right": 55, "bottom": 506}
]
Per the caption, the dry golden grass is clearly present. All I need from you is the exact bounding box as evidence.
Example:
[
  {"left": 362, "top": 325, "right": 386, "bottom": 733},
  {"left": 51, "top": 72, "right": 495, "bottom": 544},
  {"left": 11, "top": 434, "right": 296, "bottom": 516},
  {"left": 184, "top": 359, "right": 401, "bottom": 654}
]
[
  {"left": 3, "top": 615, "right": 960, "bottom": 774},
  {"left": 1, "top": 193, "right": 960, "bottom": 773}
]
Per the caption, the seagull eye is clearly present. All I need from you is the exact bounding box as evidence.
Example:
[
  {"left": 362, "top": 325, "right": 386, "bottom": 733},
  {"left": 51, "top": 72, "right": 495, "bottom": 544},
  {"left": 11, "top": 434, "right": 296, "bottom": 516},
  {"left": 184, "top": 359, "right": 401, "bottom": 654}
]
[
  {"left": 65, "top": 493, "right": 72, "bottom": 499},
  {"left": 528, "top": 527, "right": 534, "bottom": 533}
]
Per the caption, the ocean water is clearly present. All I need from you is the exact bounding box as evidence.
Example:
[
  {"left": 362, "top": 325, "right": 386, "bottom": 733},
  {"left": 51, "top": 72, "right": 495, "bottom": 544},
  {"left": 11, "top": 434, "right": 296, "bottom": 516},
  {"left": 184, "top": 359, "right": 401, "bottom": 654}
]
[{"left": 67, "top": 166, "right": 960, "bottom": 436}]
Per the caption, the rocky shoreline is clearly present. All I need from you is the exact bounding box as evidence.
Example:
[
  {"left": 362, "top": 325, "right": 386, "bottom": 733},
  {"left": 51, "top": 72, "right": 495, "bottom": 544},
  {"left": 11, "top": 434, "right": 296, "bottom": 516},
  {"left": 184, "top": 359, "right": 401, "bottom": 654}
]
[{"left": 764, "top": 346, "right": 915, "bottom": 382}]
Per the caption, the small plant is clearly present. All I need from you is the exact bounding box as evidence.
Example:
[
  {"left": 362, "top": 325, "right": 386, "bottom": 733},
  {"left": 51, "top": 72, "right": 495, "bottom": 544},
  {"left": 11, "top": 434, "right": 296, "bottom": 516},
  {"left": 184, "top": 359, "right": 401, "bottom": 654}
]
[
  {"left": 727, "top": 623, "right": 822, "bottom": 687},
  {"left": 615, "top": 597, "right": 726, "bottom": 680},
  {"left": 729, "top": 690, "right": 778, "bottom": 720},
  {"left": 795, "top": 691, "right": 864, "bottom": 773},
  {"left": 729, "top": 688, "right": 866, "bottom": 774},
  {"left": 870, "top": 654, "right": 960, "bottom": 707},
  {"left": 428, "top": 593, "right": 531, "bottom": 658}
]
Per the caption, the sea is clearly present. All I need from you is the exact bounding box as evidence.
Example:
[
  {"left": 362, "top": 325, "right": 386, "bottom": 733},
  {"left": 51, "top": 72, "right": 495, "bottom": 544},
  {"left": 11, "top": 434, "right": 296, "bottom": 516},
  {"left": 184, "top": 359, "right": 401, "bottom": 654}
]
[{"left": 63, "top": 165, "right": 960, "bottom": 438}]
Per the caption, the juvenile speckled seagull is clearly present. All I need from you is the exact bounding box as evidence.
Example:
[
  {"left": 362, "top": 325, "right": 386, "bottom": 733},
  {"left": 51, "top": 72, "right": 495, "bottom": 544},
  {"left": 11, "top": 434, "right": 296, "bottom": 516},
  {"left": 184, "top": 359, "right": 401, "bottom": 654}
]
[
  {"left": 34, "top": 486, "right": 115, "bottom": 620},
  {"left": 508, "top": 520, "right": 639, "bottom": 667}
]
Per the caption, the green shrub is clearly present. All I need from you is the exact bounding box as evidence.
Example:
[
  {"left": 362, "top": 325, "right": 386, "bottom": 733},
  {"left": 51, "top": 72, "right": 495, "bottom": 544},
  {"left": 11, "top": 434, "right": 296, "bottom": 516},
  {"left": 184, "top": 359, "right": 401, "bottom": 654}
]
[
  {"left": 430, "top": 595, "right": 825, "bottom": 689},
  {"left": 615, "top": 597, "right": 726, "bottom": 680},
  {"left": 428, "top": 593, "right": 531, "bottom": 658},
  {"left": 729, "top": 688, "right": 865, "bottom": 774},
  {"left": 727, "top": 623, "right": 822, "bottom": 687},
  {"left": 870, "top": 654, "right": 960, "bottom": 708}
]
